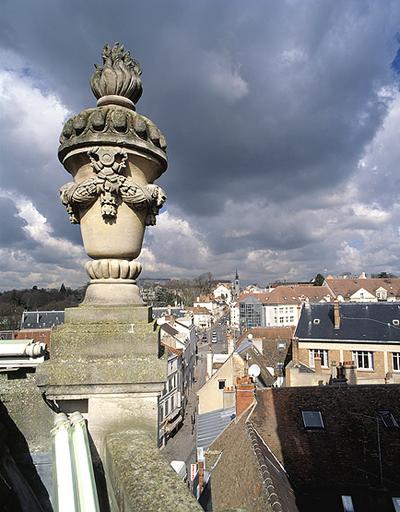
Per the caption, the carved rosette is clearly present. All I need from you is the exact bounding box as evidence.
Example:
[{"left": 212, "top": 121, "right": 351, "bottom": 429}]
[{"left": 57, "top": 43, "right": 168, "bottom": 306}]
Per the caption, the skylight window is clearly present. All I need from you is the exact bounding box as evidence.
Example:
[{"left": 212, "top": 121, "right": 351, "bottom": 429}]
[
  {"left": 341, "top": 496, "right": 354, "bottom": 512},
  {"left": 313, "top": 318, "right": 320, "bottom": 325},
  {"left": 393, "top": 497, "right": 400, "bottom": 512},
  {"left": 378, "top": 411, "right": 399, "bottom": 429},
  {"left": 393, "top": 319, "right": 400, "bottom": 326},
  {"left": 301, "top": 410, "right": 324, "bottom": 429}
]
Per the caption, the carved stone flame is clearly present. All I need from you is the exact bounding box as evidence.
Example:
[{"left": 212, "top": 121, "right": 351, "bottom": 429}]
[{"left": 90, "top": 43, "right": 143, "bottom": 106}]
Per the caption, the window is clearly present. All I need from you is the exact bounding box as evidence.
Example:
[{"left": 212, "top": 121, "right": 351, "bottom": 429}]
[
  {"left": 341, "top": 496, "right": 354, "bottom": 512},
  {"left": 378, "top": 411, "right": 399, "bottom": 429},
  {"left": 393, "top": 353, "right": 400, "bottom": 372},
  {"left": 301, "top": 410, "right": 324, "bottom": 429},
  {"left": 352, "top": 351, "right": 373, "bottom": 370},
  {"left": 376, "top": 289, "right": 387, "bottom": 301},
  {"left": 289, "top": 316, "right": 294, "bottom": 322},
  {"left": 218, "top": 379, "right": 226, "bottom": 390},
  {"left": 393, "top": 319, "right": 400, "bottom": 326},
  {"left": 309, "top": 349, "right": 328, "bottom": 368},
  {"left": 313, "top": 318, "right": 320, "bottom": 325},
  {"left": 279, "top": 316, "right": 284, "bottom": 323},
  {"left": 393, "top": 497, "right": 400, "bottom": 512}
]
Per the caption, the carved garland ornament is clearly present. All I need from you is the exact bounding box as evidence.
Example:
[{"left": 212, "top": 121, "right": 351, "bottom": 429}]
[{"left": 59, "top": 147, "right": 166, "bottom": 225}]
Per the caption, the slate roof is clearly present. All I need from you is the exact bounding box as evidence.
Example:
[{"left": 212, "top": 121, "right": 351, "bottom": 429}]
[
  {"left": 236, "top": 343, "right": 275, "bottom": 387},
  {"left": 295, "top": 302, "right": 400, "bottom": 343},
  {"left": 152, "top": 307, "right": 186, "bottom": 319},
  {"left": 20, "top": 311, "right": 64, "bottom": 330},
  {"left": 197, "top": 406, "right": 236, "bottom": 452},
  {"left": 159, "top": 323, "right": 180, "bottom": 337}
]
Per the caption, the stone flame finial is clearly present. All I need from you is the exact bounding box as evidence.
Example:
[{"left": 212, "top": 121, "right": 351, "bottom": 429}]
[
  {"left": 90, "top": 42, "right": 143, "bottom": 108},
  {"left": 58, "top": 43, "right": 167, "bottom": 306}
]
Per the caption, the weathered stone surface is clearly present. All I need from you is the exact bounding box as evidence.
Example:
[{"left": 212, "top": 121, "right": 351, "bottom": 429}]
[
  {"left": 57, "top": 43, "right": 168, "bottom": 306},
  {"left": 59, "top": 105, "right": 167, "bottom": 164},
  {"left": 65, "top": 304, "right": 152, "bottom": 323},
  {"left": 90, "top": 43, "right": 143, "bottom": 106},
  {"left": 105, "top": 429, "right": 202, "bottom": 511},
  {"left": 36, "top": 305, "right": 167, "bottom": 388},
  {"left": 0, "top": 374, "right": 53, "bottom": 454}
]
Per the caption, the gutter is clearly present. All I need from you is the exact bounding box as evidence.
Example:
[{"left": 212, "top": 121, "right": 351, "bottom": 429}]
[
  {"left": 0, "top": 339, "right": 46, "bottom": 357},
  {"left": 52, "top": 412, "right": 100, "bottom": 512},
  {"left": 297, "top": 338, "right": 400, "bottom": 344}
]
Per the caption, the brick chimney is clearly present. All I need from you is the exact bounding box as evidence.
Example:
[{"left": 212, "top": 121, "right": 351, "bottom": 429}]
[
  {"left": 343, "top": 360, "right": 357, "bottom": 385},
  {"left": 235, "top": 376, "right": 255, "bottom": 417},
  {"left": 333, "top": 300, "right": 341, "bottom": 330}
]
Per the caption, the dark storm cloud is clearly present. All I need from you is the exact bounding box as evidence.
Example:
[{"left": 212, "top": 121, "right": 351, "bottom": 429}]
[
  {"left": 0, "top": 197, "right": 28, "bottom": 245},
  {"left": 0, "top": 0, "right": 400, "bottom": 285}
]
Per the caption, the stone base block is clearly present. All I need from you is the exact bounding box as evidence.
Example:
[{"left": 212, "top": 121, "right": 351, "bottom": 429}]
[{"left": 35, "top": 304, "right": 167, "bottom": 393}]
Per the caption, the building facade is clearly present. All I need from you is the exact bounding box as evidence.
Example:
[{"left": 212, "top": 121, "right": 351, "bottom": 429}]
[{"left": 289, "top": 301, "right": 400, "bottom": 386}]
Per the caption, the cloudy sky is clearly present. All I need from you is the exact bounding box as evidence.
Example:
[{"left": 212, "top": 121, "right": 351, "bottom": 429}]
[{"left": 1, "top": 0, "right": 400, "bottom": 289}]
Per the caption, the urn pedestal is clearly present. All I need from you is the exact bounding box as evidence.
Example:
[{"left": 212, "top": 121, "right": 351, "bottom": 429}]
[{"left": 36, "top": 43, "right": 169, "bottom": 455}]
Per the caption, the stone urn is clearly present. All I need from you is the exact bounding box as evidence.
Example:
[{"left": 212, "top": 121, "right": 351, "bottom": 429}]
[{"left": 58, "top": 43, "right": 167, "bottom": 305}]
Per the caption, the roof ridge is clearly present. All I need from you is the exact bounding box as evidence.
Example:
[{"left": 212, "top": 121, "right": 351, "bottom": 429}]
[{"left": 246, "top": 422, "right": 286, "bottom": 512}]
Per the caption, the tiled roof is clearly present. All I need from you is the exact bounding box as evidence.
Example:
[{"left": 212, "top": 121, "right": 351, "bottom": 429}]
[
  {"left": 263, "top": 285, "right": 333, "bottom": 305},
  {"left": 324, "top": 277, "right": 400, "bottom": 298},
  {"left": 160, "top": 323, "right": 179, "bottom": 337},
  {"left": 237, "top": 292, "right": 270, "bottom": 303},
  {"left": 207, "top": 407, "right": 298, "bottom": 512},
  {"left": 186, "top": 306, "right": 212, "bottom": 315},
  {"left": 295, "top": 302, "right": 400, "bottom": 343},
  {"left": 246, "top": 423, "right": 298, "bottom": 512},
  {"left": 161, "top": 342, "right": 183, "bottom": 357},
  {"left": 250, "top": 386, "right": 400, "bottom": 509},
  {"left": 237, "top": 326, "right": 294, "bottom": 343},
  {"left": 20, "top": 311, "right": 64, "bottom": 330},
  {"left": 237, "top": 286, "right": 332, "bottom": 305}
]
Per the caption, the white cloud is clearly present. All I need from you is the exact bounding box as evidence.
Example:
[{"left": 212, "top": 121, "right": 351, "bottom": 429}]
[
  {"left": 204, "top": 51, "right": 249, "bottom": 101},
  {"left": 0, "top": 69, "right": 69, "bottom": 159}
]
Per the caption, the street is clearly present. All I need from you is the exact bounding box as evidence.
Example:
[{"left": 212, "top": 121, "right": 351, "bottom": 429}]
[{"left": 161, "top": 319, "right": 228, "bottom": 473}]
